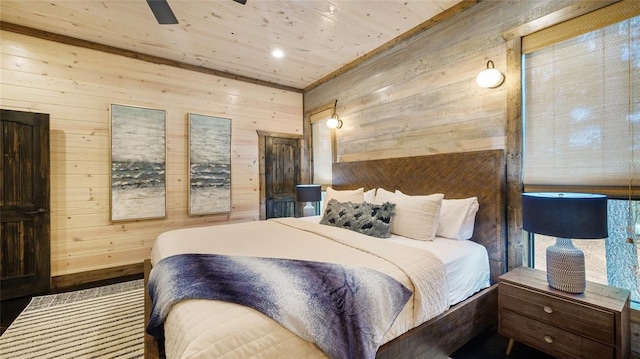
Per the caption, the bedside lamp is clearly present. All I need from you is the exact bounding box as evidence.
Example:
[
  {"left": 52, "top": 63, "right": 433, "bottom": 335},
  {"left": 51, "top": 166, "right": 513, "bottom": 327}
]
[
  {"left": 522, "top": 192, "right": 608, "bottom": 293},
  {"left": 296, "top": 184, "right": 321, "bottom": 217}
]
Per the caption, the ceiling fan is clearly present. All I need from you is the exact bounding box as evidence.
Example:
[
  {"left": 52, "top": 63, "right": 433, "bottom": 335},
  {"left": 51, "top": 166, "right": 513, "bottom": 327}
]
[{"left": 146, "top": 0, "right": 247, "bottom": 25}]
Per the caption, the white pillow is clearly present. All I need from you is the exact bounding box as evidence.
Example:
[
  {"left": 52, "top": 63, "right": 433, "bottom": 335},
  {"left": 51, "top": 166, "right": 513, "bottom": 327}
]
[
  {"left": 437, "top": 197, "right": 480, "bottom": 240},
  {"left": 364, "top": 188, "right": 376, "bottom": 203},
  {"left": 322, "top": 187, "right": 364, "bottom": 214},
  {"left": 375, "top": 188, "right": 444, "bottom": 241}
]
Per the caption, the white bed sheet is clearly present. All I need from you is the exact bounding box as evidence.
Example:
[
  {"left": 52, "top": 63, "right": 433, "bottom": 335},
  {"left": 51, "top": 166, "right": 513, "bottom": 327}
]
[
  {"left": 150, "top": 217, "right": 490, "bottom": 359},
  {"left": 298, "top": 216, "right": 491, "bottom": 305}
]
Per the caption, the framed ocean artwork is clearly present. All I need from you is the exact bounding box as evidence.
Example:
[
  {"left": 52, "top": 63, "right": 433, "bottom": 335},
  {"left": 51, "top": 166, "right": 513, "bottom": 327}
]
[
  {"left": 188, "top": 113, "right": 232, "bottom": 215},
  {"left": 110, "top": 104, "right": 166, "bottom": 222}
]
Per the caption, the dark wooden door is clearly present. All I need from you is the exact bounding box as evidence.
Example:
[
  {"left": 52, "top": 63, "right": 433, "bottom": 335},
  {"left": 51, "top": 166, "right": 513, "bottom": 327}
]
[
  {"left": 265, "top": 136, "right": 300, "bottom": 218},
  {"left": 1, "top": 109, "right": 51, "bottom": 300}
]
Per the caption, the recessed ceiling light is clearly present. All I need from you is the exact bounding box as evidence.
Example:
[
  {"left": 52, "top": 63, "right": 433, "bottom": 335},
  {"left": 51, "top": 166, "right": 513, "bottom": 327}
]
[{"left": 271, "top": 49, "right": 284, "bottom": 58}]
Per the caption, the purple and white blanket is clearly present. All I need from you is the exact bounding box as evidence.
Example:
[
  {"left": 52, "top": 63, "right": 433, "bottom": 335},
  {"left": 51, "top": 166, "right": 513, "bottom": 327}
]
[{"left": 146, "top": 253, "right": 412, "bottom": 359}]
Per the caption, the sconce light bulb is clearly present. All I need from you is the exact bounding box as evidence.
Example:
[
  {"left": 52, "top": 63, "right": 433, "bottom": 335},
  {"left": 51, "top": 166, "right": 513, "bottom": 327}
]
[{"left": 327, "top": 117, "right": 341, "bottom": 129}]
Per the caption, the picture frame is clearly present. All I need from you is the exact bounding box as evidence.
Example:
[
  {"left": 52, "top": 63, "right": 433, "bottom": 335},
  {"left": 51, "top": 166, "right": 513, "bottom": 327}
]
[
  {"left": 188, "top": 113, "right": 232, "bottom": 215},
  {"left": 110, "top": 104, "right": 166, "bottom": 222}
]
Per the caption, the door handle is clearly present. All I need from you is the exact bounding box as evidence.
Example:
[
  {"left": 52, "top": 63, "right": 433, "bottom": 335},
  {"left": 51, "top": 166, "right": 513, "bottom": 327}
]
[{"left": 24, "top": 208, "right": 47, "bottom": 215}]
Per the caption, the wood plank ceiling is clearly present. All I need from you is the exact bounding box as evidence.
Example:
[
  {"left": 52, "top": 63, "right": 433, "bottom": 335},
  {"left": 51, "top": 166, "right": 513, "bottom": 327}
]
[{"left": 0, "top": 0, "right": 463, "bottom": 91}]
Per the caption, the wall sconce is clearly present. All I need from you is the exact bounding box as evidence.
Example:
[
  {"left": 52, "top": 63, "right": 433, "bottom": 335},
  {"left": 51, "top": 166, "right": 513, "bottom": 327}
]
[
  {"left": 476, "top": 60, "right": 504, "bottom": 88},
  {"left": 327, "top": 99, "right": 343, "bottom": 129},
  {"left": 327, "top": 113, "right": 342, "bottom": 129}
]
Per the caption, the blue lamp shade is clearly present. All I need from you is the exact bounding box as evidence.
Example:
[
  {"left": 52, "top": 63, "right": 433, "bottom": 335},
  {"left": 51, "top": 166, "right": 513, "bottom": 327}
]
[
  {"left": 296, "top": 185, "right": 321, "bottom": 202},
  {"left": 522, "top": 192, "right": 608, "bottom": 293},
  {"left": 522, "top": 192, "right": 608, "bottom": 239}
]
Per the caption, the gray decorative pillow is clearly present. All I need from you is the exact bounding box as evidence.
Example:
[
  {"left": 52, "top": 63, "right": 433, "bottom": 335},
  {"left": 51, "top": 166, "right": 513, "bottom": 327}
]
[{"left": 320, "top": 199, "right": 395, "bottom": 238}]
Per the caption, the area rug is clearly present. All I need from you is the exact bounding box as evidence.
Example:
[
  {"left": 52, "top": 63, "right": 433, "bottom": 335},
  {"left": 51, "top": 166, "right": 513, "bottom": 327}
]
[{"left": 0, "top": 279, "right": 144, "bottom": 359}]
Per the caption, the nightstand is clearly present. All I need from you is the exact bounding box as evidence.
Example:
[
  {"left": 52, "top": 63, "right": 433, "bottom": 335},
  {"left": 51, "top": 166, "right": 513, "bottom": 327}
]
[{"left": 498, "top": 266, "right": 630, "bottom": 359}]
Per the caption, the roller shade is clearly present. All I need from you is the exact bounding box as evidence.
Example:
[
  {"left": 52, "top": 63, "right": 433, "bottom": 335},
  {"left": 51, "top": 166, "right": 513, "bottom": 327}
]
[{"left": 523, "top": 11, "right": 639, "bottom": 198}]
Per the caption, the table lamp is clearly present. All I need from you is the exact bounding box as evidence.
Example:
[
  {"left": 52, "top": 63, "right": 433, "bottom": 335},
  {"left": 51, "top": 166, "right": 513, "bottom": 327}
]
[
  {"left": 296, "top": 184, "right": 321, "bottom": 217},
  {"left": 522, "top": 192, "right": 608, "bottom": 293}
]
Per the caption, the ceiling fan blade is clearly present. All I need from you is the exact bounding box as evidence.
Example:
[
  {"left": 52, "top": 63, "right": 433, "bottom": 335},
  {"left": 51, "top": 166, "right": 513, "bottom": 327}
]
[
  {"left": 147, "top": 0, "right": 179, "bottom": 24},
  {"left": 234, "top": 0, "right": 247, "bottom": 4}
]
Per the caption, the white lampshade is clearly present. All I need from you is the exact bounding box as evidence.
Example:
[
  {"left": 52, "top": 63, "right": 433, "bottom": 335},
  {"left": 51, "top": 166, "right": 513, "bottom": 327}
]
[
  {"left": 326, "top": 114, "right": 342, "bottom": 129},
  {"left": 476, "top": 60, "right": 504, "bottom": 88}
]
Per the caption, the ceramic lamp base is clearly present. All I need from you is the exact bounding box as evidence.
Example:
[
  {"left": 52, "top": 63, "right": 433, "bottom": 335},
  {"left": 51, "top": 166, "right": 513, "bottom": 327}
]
[
  {"left": 546, "top": 237, "right": 586, "bottom": 293},
  {"left": 302, "top": 202, "right": 316, "bottom": 217}
]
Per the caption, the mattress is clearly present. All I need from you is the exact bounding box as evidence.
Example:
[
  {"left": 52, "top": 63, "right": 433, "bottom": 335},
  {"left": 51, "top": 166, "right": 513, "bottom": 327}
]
[{"left": 150, "top": 216, "right": 490, "bottom": 359}]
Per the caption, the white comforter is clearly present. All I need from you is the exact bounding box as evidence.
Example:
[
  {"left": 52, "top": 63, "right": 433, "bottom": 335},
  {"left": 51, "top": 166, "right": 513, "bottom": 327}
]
[{"left": 150, "top": 217, "right": 487, "bottom": 359}]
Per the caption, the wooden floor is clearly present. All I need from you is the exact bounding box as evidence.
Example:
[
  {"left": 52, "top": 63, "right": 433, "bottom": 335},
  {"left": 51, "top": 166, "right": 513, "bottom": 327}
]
[
  {"left": 450, "top": 327, "right": 555, "bottom": 359},
  {"left": 1, "top": 275, "right": 552, "bottom": 358},
  {"left": 0, "top": 295, "right": 31, "bottom": 335}
]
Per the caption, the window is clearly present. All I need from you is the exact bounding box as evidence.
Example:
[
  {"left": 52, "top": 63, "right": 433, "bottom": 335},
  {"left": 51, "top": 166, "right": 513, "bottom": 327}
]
[
  {"left": 308, "top": 107, "right": 335, "bottom": 209},
  {"left": 523, "top": 6, "right": 639, "bottom": 305},
  {"left": 311, "top": 117, "right": 333, "bottom": 187}
]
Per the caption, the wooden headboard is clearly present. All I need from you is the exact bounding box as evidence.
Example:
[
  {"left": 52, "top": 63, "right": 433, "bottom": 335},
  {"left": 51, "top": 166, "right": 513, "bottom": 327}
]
[{"left": 332, "top": 149, "right": 507, "bottom": 283}]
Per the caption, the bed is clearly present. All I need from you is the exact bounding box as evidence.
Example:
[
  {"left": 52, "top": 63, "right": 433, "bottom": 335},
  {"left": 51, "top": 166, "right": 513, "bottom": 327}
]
[{"left": 144, "top": 149, "right": 507, "bottom": 359}]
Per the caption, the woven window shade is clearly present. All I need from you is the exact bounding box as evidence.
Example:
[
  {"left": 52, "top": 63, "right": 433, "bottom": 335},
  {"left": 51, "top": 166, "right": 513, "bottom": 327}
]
[
  {"left": 523, "top": 13, "right": 639, "bottom": 198},
  {"left": 523, "top": 0, "right": 640, "bottom": 54},
  {"left": 310, "top": 108, "right": 334, "bottom": 186}
]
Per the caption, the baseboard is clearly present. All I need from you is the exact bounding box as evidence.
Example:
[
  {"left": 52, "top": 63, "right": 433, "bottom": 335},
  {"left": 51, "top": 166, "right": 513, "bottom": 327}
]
[{"left": 51, "top": 262, "right": 144, "bottom": 290}]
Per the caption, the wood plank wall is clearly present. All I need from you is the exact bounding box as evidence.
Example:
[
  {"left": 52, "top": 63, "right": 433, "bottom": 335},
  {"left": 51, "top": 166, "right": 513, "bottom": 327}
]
[
  {"left": 1, "top": 31, "right": 303, "bottom": 276},
  {"left": 305, "top": 1, "right": 640, "bottom": 353},
  {"left": 304, "top": 0, "right": 577, "bottom": 269}
]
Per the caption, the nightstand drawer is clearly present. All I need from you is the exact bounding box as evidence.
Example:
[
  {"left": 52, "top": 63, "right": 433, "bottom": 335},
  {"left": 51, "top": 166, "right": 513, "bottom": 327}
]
[
  {"left": 500, "top": 281, "right": 614, "bottom": 344},
  {"left": 500, "top": 309, "right": 615, "bottom": 359}
]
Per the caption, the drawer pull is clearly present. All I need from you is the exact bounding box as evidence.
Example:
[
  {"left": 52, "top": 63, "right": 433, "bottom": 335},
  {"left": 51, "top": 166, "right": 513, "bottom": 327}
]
[
  {"left": 543, "top": 306, "right": 553, "bottom": 314},
  {"left": 544, "top": 335, "right": 554, "bottom": 344}
]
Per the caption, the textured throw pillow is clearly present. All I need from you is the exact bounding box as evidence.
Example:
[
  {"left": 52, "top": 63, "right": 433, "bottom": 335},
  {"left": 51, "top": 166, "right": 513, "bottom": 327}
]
[
  {"left": 322, "top": 187, "right": 364, "bottom": 214},
  {"left": 374, "top": 188, "right": 444, "bottom": 241},
  {"left": 320, "top": 199, "right": 395, "bottom": 238},
  {"left": 437, "top": 197, "right": 480, "bottom": 240}
]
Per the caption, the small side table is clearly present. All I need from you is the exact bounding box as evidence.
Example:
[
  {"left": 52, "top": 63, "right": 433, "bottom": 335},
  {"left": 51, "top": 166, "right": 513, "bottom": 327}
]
[{"left": 498, "top": 266, "right": 630, "bottom": 359}]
